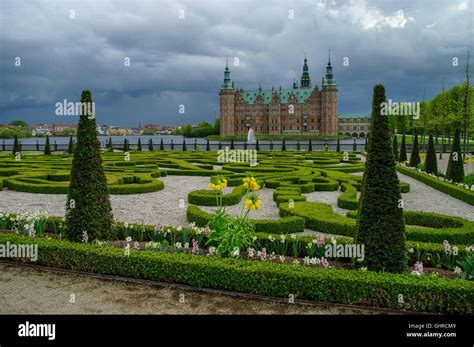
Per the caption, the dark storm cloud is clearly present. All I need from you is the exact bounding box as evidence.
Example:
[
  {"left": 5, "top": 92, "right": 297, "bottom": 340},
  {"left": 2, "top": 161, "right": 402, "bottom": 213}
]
[{"left": 0, "top": 0, "right": 472, "bottom": 126}]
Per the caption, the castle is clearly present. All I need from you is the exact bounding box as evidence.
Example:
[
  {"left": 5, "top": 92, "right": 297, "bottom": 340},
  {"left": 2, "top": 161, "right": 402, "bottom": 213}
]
[{"left": 219, "top": 54, "right": 338, "bottom": 136}]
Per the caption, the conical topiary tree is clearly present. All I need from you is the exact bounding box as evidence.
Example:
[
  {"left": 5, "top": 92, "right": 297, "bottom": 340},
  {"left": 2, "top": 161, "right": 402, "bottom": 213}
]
[
  {"left": 336, "top": 138, "right": 340, "bottom": 152},
  {"left": 409, "top": 129, "right": 420, "bottom": 167},
  {"left": 68, "top": 136, "right": 75, "bottom": 154},
  {"left": 194, "top": 139, "right": 198, "bottom": 150},
  {"left": 206, "top": 139, "right": 210, "bottom": 151},
  {"left": 270, "top": 140, "right": 273, "bottom": 151},
  {"left": 12, "top": 135, "right": 20, "bottom": 155},
  {"left": 424, "top": 133, "right": 438, "bottom": 174},
  {"left": 65, "top": 89, "right": 113, "bottom": 242},
  {"left": 148, "top": 138, "right": 154, "bottom": 151},
  {"left": 355, "top": 84, "right": 406, "bottom": 273},
  {"left": 308, "top": 139, "right": 313, "bottom": 151},
  {"left": 282, "top": 139, "right": 286, "bottom": 151},
  {"left": 244, "top": 141, "right": 247, "bottom": 150},
  {"left": 296, "top": 140, "right": 300, "bottom": 151},
  {"left": 399, "top": 132, "right": 407, "bottom": 162},
  {"left": 171, "top": 139, "right": 174, "bottom": 150},
  {"left": 54, "top": 141, "right": 58, "bottom": 151},
  {"left": 137, "top": 138, "right": 142, "bottom": 151},
  {"left": 352, "top": 139, "right": 357, "bottom": 152},
  {"left": 44, "top": 135, "right": 51, "bottom": 155},
  {"left": 446, "top": 129, "right": 464, "bottom": 182},
  {"left": 108, "top": 137, "right": 113, "bottom": 152},
  {"left": 160, "top": 138, "right": 164, "bottom": 151},
  {"left": 123, "top": 138, "right": 129, "bottom": 152},
  {"left": 256, "top": 139, "right": 260, "bottom": 151},
  {"left": 230, "top": 138, "right": 235, "bottom": 150},
  {"left": 35, "top": 140, "right": 39, "bottom": 151},
  {"left": 392, "top": 134, "right": 399, "bottom": 161},
  {"left": 182, "top": 140, "right": 187, "bottom": 151},
  {"left": 364, "top": 137, "right": 368, "bottom": 150}
]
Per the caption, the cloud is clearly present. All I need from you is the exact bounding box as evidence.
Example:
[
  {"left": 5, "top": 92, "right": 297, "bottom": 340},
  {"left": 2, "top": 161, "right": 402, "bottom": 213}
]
[{"left": 0, "top": 0, "right": 472, "bottom": 126}]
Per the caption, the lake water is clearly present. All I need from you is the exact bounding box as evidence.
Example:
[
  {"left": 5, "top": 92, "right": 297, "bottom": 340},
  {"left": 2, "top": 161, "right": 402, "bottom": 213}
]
[{"left": 1, "top": 135, "right": 367, "bottom": 151}]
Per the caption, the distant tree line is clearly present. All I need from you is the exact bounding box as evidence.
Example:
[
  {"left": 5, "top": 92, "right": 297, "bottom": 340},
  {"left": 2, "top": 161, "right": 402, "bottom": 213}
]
[{"left": 173, "top": 119, "right": 220, "bottom": 138}]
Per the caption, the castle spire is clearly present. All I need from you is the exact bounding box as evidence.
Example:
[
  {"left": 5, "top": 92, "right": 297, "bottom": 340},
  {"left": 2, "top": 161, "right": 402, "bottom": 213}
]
[
  {"left": 324, "top": 49, "right": 335, "bottom": 86},
  {"left": 221, "top": 56, "right": 233, "bottom": 90},
  {"left": 300, "top": 54, "right": 311, "bottom": 88}
]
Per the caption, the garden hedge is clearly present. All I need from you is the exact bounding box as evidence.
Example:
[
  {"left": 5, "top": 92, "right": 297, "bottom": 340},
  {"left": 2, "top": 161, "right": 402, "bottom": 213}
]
[
  {"left": 397, "top": 165, "right": 474, "bottom": 205},
  {"left": 0, "top": 233, "right": 471, "bottom": 313}
]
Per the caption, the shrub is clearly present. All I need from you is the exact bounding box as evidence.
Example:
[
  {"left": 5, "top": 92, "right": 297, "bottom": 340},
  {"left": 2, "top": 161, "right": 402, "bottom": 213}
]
[
  {"left": 409, "top": 129, "right": 420, "bottom": 167},
  {"left": 65, "top": 90, "right": 114, "bottom": 242},
  {"left": 446, "top": 129, "right": 464, "bottom": 183},
  {"left": 137, "top": 138, "right": 142, "bottom": 151},
  {"left": 424, "top": 133, "right": 438, "bottom": 174},
  {"left": 44, "top": 135, "right": 51, "bottom": 155},
  {"left": 392, "top": 134, "right": 398, "bottom": 161},
  {"left": 355, "top": 84, "right": 406, "bottom": 273},
  {"left": 2, "top": 233, "right": 470, "bottom": 313},
  {"left": 399, "top": 133, "right": 407, "bottom": 162},
  {"left": 67, "top": 136, "right": 75, "bottom": 154}
]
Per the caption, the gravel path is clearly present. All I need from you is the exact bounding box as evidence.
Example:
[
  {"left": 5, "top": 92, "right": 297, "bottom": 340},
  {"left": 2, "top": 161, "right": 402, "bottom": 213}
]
[{"left": 0, "top": 262, "right": 378, "bottom": 314}]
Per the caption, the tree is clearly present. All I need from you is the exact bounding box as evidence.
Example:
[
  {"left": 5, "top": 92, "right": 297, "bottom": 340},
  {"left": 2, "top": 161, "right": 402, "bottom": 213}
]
[
  {"left": 462, "top": 50, "right": 471, "bottom": 159},
  {"left": 309, "top": 139, "right": 313, "bottom": 151},
  {"left": 399, "top": 133, "right": 407, "bottom": 162},
  {"left": 282, "top": 139, "right": 286, "bottom": 151},
  {"left": 123, "top": 138, "right": 129, "bottom": 152},
  {"left": 364, "top": 137, "right": 368, "bottom": 150},
  {"left": 355, "top": 84, "right": 406, "bottom": 273},
  {"left": 137, "top": 138, "right": 142, "bottom": 151},
  {"left": 352, "top": 139, "right": 356, "bottom": 152},
  {"left": 65, "top": 90, "right": 113, "bottom": 242},
  {"left": 182, "top": 139, "right": 187, "bottom": 151},
  {"left": 148, "top": 138, "right": 154, "bottom": 151},
  {"left": 194, "top": 139, "right": 198, "bottom": 150},
  {"left": 108, "top": 137, "right": 113, "bottom": 152},
  {"left": 424, "top": 133, "right": 438, "bottom": 174},
  {"left": 171, "top": 139, "right": 174, "bottom": 150},
  {"left": 44, "top": 135, "right": 51, "bottom": 155},
  {"left": 296, "top": 140, "right": 300, "bottom": 151},
  {"left": 446, "top": 129, "right": 464, "bottom": 182},
  {"left": 67, "top": 136, "right": 75, "bottom": 154},
  {"left": 392, "top": 134, "right": 399, "bottom": 161},
  {"left": 160, "top": 138, "right": 164, "bottom": 151},
  {"left": 335, "top": 138, "right": 340, "bottom": 152},
  {"left": 230, "top": 138, "right": 235, "bottom": 150},
  {"left": 408, "top": 129, "right": 420, "bottom": 167},
  {"left": 12, "top": 135, "right": 20, "bottom": 155},
  {"left": 256, "top": 139, "right": 260, "bottom": 151},
  {"left": 9, "top": 120, "right": 28, "bottom": 127},
  {"left": 206, "top": 139, "right": 210, "bottom": 151}
]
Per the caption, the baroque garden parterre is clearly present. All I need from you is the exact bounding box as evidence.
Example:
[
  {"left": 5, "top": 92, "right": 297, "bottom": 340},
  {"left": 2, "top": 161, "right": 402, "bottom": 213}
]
[{"left": 0, "top": 141, "right": 473, "bottom": 313}]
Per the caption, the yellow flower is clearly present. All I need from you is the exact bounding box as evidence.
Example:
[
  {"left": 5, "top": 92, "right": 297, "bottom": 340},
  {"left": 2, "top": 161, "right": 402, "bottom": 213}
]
[
  {"left": 244, "top": 195, "right": 262, "bottom": 210},
  {"left": 208, "top": 183, "right": 216, "bottom": 190},
  {"left": 243, "top": 177, "right": 260, "bottom": 191}
]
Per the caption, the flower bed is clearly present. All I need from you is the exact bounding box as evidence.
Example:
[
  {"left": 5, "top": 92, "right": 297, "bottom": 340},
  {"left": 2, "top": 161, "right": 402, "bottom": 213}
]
[{"left": 1, "top": 233, "right": 472, "bottom": 313}]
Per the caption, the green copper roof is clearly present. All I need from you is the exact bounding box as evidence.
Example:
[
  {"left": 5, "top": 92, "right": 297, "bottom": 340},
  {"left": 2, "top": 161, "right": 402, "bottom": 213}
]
[
  {"left": 242, "top": 87, "right": 314, "bottom": 105},
  {"left": 338, "top": 114, "right": 371, "bottom": 119}
]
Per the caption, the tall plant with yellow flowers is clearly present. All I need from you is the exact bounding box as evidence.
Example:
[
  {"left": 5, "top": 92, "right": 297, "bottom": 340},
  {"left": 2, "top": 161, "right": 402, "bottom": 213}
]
[{"left": 207, "top": 175, "right": 262, "bottom": 257}]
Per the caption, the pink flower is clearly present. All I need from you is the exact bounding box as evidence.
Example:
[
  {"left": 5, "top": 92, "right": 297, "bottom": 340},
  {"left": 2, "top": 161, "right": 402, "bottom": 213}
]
[
  {"left": 320, "top": 258, "right": 330, "bottom": 268},
  {"left": 154, "top": 223, "right": 162, "bottom": 233},
  {"left": 414, "top": 261, "right": 423, "bottom": 274},
  {"left": 316, "top": 233, "right": 325, "bottom": 247},
  {"left": 191, "top": 239, "right": 199, "bottom": 255}
]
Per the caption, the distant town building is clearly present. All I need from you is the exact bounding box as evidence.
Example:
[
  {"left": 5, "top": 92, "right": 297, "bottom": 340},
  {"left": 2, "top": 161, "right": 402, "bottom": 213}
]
[
  {"left": 337, "top": 114, "right": 371, "bottom": 138},
  {"left": 219, "top": 53, "right": 338, "bottom": 136}
]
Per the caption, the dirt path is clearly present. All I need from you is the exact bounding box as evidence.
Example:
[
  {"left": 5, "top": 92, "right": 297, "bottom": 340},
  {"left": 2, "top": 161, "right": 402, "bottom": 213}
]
[{"left": 0, "top": 262, "right": 382, "bottom": 315}]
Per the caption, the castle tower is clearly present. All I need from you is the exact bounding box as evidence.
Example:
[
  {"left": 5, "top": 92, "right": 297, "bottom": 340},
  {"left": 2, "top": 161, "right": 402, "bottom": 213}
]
[
  {"left": 321, "top": 50, "right": 338, "bottom": 135},
  {"left": 300, "top": 54, "right": 312, "bottom": 88},
  {"left": 219, "top": 57, "right": 235, "bottom": 135}
]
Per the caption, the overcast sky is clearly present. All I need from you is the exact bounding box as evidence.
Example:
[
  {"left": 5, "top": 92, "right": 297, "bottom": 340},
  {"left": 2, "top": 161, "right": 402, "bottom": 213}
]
[{"left": 0, "top": 0, "right": 472, "bottom": 127}]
